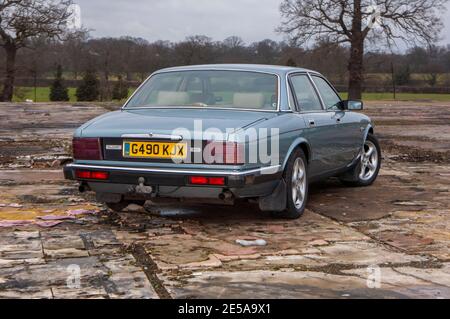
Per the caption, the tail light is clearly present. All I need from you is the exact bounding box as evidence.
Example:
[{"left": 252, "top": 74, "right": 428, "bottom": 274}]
[
  {"left": 189, "top": 176, "right": 225, "bottom": 186},
  {"left": 205, "top": 141, "right": 244, "bottom": 165},
  {"left": 208, "top": 177, "right": 226, "bottom": 185},
  {"left": 73, "top": 138, "right": 102, "bottom": 160},
  {"left": 75, "top": 170, "right": 109, "bottom": 180},
  {"left": 189, "top": 176, "right": 208, "bottom": 185}
]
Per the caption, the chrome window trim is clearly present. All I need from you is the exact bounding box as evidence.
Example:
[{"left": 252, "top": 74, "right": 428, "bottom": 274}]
[
  {"left": 67, "top": 163, "right": 281, "bottom": 176},
  {"left": 285, "top": 72, "right": 299, "bottom": 112},
  {"left": 286, "top": 71, "right": 327, "bottom": 113},
  {"left": 307, "top": 72, "right": 326, "bottom": 110},
  {"left": 122, "top": 68, "right": 282, "bottom": 113},
  {"left": 122, "top": 106, "right": 281, "bottom": 113},
  {"left": 309, "top": 74, "right": 343, "bottom": 112}
]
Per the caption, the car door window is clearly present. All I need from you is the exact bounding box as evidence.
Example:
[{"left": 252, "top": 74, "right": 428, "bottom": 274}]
[
  {"left": 312, "top": 76, "right": 341, "bottom": 110},
  {"left": 186, "top": 76, "right": 203, "bottom": 93},
  {"left": 290, "top": 75, "right": 322, "bottom": 111}
]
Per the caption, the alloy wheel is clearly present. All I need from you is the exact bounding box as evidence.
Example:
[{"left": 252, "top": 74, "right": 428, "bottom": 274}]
[
  {"left": 359, "top": 140, "right": 379, "bottom": 181},
  {"left": 291, "top": 157, "right": 307, "bottom": 209}
]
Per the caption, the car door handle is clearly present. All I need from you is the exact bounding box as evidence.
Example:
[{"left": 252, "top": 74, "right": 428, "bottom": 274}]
[{"left": 308, "top": 119, "right": 315, "bottom": 127}]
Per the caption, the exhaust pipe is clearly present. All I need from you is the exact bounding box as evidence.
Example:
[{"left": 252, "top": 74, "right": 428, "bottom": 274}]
[
  {"left": 219, "top": 190, "right": 233, "bottom": 201},
  {"left": 78, "top": 183, "right": 89, "bottom": 193}
]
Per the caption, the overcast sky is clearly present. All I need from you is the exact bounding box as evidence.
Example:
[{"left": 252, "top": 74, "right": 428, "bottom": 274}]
[{"left": 75, "top": 0, "right": 450, "bottom": 47}]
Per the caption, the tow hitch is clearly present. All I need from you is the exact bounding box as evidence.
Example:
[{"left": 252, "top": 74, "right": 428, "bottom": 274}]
[{"left": 134, "top": 177, "right": 153, "bottom": 195}]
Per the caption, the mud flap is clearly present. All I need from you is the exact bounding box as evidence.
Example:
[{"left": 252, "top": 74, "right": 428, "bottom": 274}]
[
  {"left": 338, "top": 156, "right": 361, "bottom": 182},
  {"left": 258, "top": 179, "right": 287, "bottom": 212}
]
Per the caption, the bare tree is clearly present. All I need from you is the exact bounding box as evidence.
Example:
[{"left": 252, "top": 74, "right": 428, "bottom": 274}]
[
  {"left": 220, "top": 36, "right": 250, "bottom": 63},
  {"left": 174, "top": 35, "right": 215, "bottom": 65},
  {"left": 223, "top": 36, "right": 245, "bottom": 49},
  {"left": 62, "top": 30, "right": 89, "bottom": 80},
  {"left": 0, "top": 0, "right": 72, "bottom": 101},
  {"left": 278, "top": 0, "right": 448, "bottom": 99},
  {"left": 251, "top": 39, "right": 281, "bottom": 64}
]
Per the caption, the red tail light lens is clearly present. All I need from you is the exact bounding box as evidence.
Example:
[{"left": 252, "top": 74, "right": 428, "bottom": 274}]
[
  {"left": 75, "top": 170, "right": 109, "bottom": 180},
  {"left": 75, "top": 170, "right": 91, "bottom": 179},
  {"left": 189, "top": 176, "right": 225, "bottom": 186},
  {"left": 91, "top": 171, "right": 109, "bottom": 180},
  {"left": 206, "top": 141, "right": 244, "bottom": 165},
  {"left": 73, "top": 138, "right": 102, "bottom": 160},
  {"left": 208, "top": 177, "right": 225, "bottom": 185},
  {"left": 189, "top": 176, "right": 208, "bottom": 185}
]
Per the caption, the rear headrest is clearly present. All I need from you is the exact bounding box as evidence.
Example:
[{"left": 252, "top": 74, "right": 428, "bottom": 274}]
[
  {"left": 156, "top": 91, "right": 189, "bottom": 105},
  {"left": 233, "top": 93, "right": 265, "bottom": 109}
]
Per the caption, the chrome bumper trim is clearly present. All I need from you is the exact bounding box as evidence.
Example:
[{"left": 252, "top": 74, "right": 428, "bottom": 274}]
[{"left": 66, "top": 163, "right": 281, "bottom": 176}]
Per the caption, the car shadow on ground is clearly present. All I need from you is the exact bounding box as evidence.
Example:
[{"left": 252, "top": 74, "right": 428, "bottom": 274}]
[{"left": 146, "top": 178, "right": 345, "bottom": 222}]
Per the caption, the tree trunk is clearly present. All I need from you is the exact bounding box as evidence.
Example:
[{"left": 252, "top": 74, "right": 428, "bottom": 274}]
[
  {"left": 347, "top": 0, "right": 364, "bottom": 100},
  {"left": 347, "top": 36, "right": 364, "bottom": 100},
  {"left": 2, "top": 44, "right": 17, "bottom": 102}
]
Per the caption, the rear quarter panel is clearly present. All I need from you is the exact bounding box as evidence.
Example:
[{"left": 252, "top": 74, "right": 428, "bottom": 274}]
[{"left": 243, "top": 112, "right": 308, "bottom": 171}]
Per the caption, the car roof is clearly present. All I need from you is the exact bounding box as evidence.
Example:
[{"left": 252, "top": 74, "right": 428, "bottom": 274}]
[{"left": 155, "top": 64, "right": 320, "bottom": 76}]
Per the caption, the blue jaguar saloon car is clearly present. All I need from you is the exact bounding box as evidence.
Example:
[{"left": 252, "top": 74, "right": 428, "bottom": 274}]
[{"left": 64, "top": 64, "right": 381, "bottom": 219}]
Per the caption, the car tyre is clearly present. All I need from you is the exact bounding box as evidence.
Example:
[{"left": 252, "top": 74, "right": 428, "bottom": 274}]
[
  {"left": 273, "top": 148, "right": 308, "bottom": 219},
  {"left": 339, "top": 134, "right": 381, "bottom": 187}
]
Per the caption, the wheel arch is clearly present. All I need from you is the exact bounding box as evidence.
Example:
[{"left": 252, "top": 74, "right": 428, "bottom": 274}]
[
  {"left": 282, "top": 138, "right": 311, "bottom": 171},
  {"left": 359, "top": 124, "right": 375, "bottom": 151}
]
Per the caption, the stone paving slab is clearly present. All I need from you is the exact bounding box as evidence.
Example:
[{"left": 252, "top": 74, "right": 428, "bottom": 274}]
[
  {"left": 162, "top": 270, "right": 412, "bottom": 299},
  {"left": 343, "top": 265, "right": 450, "bottom": 299},
  {"left": 0, "top": 161, "right": 448, "bottom": 299},
  {"left": 0, "top": 230, "right": 159, "bottom": 299},
  {"left": 0, "top": 102, "right": 449, "bottom": 298}
]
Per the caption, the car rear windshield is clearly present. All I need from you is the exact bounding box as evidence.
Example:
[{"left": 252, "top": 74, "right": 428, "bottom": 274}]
[{"left": 125, "top": 70, "right": 279, "bottom": 110}]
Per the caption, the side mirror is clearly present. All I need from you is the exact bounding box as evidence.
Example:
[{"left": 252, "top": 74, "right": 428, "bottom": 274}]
[{"left": 338, "top": 100, "right": 363, "bottom": 111}]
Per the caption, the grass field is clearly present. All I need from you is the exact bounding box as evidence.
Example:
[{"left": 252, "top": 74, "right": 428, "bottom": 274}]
[
  {"left": 339, "top": 92, "right": 450, "bottom": 101},
  {"left": 11, "top": 86, "right": 450, "bottom": 103},
  {"left": 13, "top": 87, "right": 78, "bottom": 102}
]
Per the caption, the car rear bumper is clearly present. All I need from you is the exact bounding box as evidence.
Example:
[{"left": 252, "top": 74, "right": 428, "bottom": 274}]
[{"left": 64, "top": 163, "right": 282, "bottom": 196}]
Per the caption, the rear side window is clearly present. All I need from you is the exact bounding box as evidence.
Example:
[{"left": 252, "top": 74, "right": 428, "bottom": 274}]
[
  {"left": 289, "top": 75, "right": 322, "bottom": 111},
  {"left": 312, "top": 76, "right": 341, "bottom": 110}
]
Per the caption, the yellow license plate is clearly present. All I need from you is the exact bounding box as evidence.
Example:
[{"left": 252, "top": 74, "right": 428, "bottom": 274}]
[{"left": 123, "top": 141, "right": 187, "bottom": 159}]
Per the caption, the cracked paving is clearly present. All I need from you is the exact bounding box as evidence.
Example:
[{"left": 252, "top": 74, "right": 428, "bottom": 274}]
[{"left": 0, "top": 101, "right": 449, "bottom": 299}]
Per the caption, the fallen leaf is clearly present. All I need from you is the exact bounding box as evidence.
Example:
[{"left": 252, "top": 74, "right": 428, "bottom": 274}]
[
  {"left": 66, "top": 209, "right": 97, "bottom": 216},
  {"left": 35, "top": 221, "right": 63, "bottom": 228},
  {"left": 38, "top": 215, "right": 76, "bottom": 221}
]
